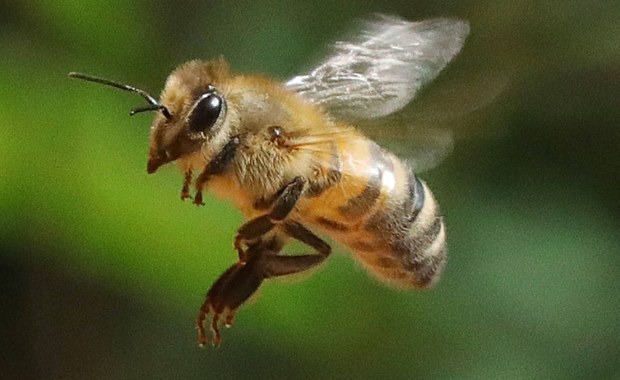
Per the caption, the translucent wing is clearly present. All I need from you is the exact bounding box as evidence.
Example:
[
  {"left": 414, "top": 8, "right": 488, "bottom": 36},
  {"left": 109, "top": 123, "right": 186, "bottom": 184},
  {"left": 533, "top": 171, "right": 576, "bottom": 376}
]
[
  {"left": 368, "top": 127, "right": 455, "bottom": 173},
  {"left": 359, "top": 70, "right": 509, "bottom": 172},
  {"left": 286, "top": 15, "right": 470, "bottom": 121}
]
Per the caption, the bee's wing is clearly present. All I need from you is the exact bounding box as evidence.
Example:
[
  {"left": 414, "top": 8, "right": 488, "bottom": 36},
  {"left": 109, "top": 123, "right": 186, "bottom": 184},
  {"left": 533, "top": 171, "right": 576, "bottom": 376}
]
[
  {"left": 286, "top": 15, "right": 470, "bottom": 172},
  {"left": 366, "top": 126, "right": 455, "bottom": 173},
  {"left": 286, "top": 15, "right": 470, "bottom": 121},
  {"left": 359, "top": 70, "right": 509, "bottom": 172}
]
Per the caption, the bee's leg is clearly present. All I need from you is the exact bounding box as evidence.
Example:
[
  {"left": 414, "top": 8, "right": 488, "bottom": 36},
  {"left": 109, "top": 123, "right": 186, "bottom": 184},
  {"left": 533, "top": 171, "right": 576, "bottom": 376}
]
[
  {"left": 197, "top": 238, "right": 281, "bottom": 347},
  {"left": 193, "top": 136, "right": 240, "bottom": 206},
  {"left": 196, "top": 224, "right": 331, "bottom": 347},
  {"left": 233, "top": 176, "right": 305, "bottom": 259},
  {"left": 180, "top": 169, "right": 193, "bottom": 200},
  {"left": 197, "top": 259, "right": 263, "bottom": 346},
  {"left": 261, "top": 221, "right": 332, "bottom": 277}
]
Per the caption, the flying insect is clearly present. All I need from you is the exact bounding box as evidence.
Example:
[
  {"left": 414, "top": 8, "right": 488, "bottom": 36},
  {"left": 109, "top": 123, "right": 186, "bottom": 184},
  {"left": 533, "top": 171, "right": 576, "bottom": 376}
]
[{"left": 69, "top": 15, "right": 470, "bottom": 346}]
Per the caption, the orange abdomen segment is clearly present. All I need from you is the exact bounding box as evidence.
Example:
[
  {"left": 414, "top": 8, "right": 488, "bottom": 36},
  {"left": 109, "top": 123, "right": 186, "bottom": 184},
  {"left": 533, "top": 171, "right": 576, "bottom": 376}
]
[{"left": 302, "top": 137, "right": 446, "bottom": 288}]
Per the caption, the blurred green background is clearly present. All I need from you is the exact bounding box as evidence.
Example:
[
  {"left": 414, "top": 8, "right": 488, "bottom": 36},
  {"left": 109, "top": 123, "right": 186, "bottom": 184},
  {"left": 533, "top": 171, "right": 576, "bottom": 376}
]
[{"left": 2, "top": 1, "right": 620, "bottom": 379}]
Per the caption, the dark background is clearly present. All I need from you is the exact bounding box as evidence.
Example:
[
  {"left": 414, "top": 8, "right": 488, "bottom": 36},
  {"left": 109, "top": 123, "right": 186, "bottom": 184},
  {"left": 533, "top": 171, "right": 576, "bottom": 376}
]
[{"left": 2, "top": 1, "right": 619, "bottom": 379}]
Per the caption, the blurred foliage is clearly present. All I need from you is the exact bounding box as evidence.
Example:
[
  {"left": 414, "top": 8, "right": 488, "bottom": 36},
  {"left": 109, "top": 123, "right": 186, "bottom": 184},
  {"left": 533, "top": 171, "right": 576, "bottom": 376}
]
[{"left": 1, "top": 0, "right": 620, "bottom": 379}]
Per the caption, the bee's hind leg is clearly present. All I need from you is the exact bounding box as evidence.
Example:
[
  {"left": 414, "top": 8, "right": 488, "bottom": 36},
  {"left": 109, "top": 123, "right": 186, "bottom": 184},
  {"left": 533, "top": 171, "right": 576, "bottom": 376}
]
[
  {"left": 197, "top": 177, "right": 335, "bottom": 346},
  {"left": 262, "top": 221, "right": 332, "bottom": 277},
  {"left": 196, "top": 224, "right": 332, "bottom": 347},
  {"left": 196, "top": 238, "right": 280, "bottom": 347}
]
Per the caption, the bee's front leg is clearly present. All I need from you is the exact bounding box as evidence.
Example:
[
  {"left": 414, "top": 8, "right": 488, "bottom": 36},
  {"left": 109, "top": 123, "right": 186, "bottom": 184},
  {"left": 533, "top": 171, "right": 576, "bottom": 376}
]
[{"left": 192, "top": 136, "right": 240, "bottom": 206}]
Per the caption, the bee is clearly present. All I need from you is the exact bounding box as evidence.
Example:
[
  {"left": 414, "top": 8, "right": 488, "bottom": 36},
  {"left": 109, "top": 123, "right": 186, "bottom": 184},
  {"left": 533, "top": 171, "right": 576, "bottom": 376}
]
[{"left": 69, "top": 15, "right": 470, "bottom": 346}]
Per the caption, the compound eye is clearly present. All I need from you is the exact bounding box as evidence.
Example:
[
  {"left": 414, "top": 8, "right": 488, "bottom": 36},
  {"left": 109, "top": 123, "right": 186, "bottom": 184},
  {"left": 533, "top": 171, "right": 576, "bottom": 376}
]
[{"left": 187, "top": 93, "right": 223, "bottom": 133}]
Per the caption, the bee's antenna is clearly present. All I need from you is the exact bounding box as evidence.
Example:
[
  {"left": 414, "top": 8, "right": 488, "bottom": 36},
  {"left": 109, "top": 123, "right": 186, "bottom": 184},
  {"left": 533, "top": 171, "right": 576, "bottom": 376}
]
[{"left": 68, "top": 72, "right": 172, "bottom": 120}]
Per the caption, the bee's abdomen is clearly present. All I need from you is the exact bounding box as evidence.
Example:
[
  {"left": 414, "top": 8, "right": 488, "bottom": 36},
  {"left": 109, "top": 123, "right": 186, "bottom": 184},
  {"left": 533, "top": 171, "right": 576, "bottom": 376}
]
[
  {"left": 304, "top": 139, "right": 446, "bottom": 288},
  {"left": 358, "top": 172, "right": 446, "bottom": 288}
]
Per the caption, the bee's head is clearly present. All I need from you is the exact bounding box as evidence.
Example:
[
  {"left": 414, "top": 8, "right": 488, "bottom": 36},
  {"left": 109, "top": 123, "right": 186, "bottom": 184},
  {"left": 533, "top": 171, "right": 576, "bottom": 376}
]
[
  {"left": 147, "top": 59, "right": 232, "bottom": 173},
  {"left": 68, "top": 58, "right": 232, "bottom": 174}
]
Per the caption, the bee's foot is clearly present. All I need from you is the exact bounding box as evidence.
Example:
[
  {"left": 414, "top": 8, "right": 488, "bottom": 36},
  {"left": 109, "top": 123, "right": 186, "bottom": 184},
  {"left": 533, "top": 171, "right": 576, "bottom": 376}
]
[
  {"left": 193, "top": 190, "right": 205, "bottom": 206},
  {"left": 196, "top": 259, "right": 265, "bottom": 347},
  {"left": 196, "top": 300, "right": 239, "bottom": 347},
  {"left": 196, "top": 304, "right": 211, "bottom": 347},
  {"left": 197, "top": 302, "right": 221, "bottom": 347},
  {"left": 225, "top": 311, "right": 236, "bottom": 328}
]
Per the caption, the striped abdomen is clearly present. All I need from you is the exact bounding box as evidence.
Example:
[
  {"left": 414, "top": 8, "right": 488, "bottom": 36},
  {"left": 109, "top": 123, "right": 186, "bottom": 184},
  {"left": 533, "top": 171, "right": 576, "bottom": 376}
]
[{"left": 302, "top": 138, "right": 446, "bottom": 288}]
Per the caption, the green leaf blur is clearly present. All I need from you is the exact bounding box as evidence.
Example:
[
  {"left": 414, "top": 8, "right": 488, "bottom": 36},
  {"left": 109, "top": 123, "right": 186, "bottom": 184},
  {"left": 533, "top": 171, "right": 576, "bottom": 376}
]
[{"left": 2, "top": 1, "right": 619, "bottom": 379}]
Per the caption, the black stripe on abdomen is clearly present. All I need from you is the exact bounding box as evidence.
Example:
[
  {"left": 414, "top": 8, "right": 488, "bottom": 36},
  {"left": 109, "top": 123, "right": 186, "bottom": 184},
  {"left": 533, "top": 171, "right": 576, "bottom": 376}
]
[
  {"left": 364, "top": 170, "right": 421, "bottom": 238},
  {"left": 363, "top": 170, "right": 445, "bottom": 287}
]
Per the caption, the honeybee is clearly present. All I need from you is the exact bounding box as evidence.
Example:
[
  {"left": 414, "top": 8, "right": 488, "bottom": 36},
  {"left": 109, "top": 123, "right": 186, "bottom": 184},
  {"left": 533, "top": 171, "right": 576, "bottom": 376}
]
[{"left": 69, "top": 15, "right": 470, "bottom": 346}]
